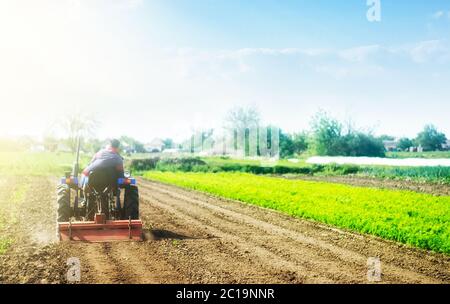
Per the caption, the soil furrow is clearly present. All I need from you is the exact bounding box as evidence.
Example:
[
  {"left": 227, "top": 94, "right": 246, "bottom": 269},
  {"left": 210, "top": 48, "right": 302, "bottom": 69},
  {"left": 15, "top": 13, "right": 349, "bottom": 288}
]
[
  {"left": 140, "top": 187, "right": 361, "bottom": 283},
  {"left": 1, "top": 176, "right": 448, "bottom": 284},
  {"left": 138, "top": 179, "right": 450, "bottom": 284}
]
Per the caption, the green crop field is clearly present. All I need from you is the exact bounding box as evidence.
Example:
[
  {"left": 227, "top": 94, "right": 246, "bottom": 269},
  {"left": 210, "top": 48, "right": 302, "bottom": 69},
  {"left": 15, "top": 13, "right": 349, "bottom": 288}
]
[
  {"left": 144, "top": 171, "right": 450, "bottom": 255},
  {"left": 0, "top": 152, "right": 90, "bottom": 176},
  {"left": 202, "top": 156, "right": 309, "bottom": 167},
  {"left": 387, "top": 151, "right": 450, "bottom": 159},
  {"left": 131, "top": 155, "right": 450, "bottom": 184},
  {"left": 358, "top": 166, "right": 450, "bottom": 183}
]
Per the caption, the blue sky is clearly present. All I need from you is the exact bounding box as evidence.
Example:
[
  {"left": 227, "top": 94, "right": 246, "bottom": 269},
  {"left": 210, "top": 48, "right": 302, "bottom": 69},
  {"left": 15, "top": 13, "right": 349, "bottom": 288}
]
[
  {"left": 0, "top": 0, "right": 449, "bottom": 142},
  {"left": 142, "top": 0, "right": 446, "bottom": 47}
]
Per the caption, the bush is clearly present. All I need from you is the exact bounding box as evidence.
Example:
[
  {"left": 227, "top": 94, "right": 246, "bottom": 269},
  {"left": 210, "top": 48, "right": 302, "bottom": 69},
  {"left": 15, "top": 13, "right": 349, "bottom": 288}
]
[
  {"left": 344, "top": 133, "right": 385, "bottom": 157},
  {"left": 131, "top": 156, "right": 449, "bottom": 184},
  {"left": 131, "top": 157, "right": 316, "bottom": 175},
  {"left": 324, "top": 164, "right": 359, "bottom": 175},
  {"left": 155, "top": 157, "right": 207, "bottom": 172},
  {"left": 310, "top": 111, "right": 385, "bottom": 157},
  {"left": 273, "top": 166, "right": 312, "bottom": 175},
  {"left": 130, "top": 157, "right": 160, "bottom": 171}
]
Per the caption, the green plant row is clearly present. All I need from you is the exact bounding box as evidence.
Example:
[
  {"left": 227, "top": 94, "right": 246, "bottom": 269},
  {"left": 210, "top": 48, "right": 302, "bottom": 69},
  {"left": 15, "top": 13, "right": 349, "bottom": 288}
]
[
  {"left": 359, "top": 166, "right": 450, "bottom": 181},
  {"left": 131, "top": 156, "right": 450, "bottom": 183},
  {"left": 144, "top": 171, "right": 450, "bottom": 255},
  {"left": 387, "top": 151, "right": 450, "bottom": 159}
]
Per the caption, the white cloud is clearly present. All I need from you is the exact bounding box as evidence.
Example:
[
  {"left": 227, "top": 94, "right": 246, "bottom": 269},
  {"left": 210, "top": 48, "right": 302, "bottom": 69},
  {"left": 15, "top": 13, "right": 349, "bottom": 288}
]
[
  {"left": 162, "top": 40, "right": 450, "bottom": 81},
  {"left": 314, "top": 64, "right": 384, "bottom": 79},
  {"left": 225, "top": 48, "right": 300, "bottom": 58},
  {"left": 315, "top": 65, "right": 350, "bottom": 79},
  {"left": 338, "top": 45, "right": 382, "bottom": 62},
  {"left": 432, "top": 10, "right": 450, "bottom": 20},
  {"left": 216, "top": 48, "right": 330, "bottom": 60},
  {"left": 433, "top": 11, "right": 445, "bottom": 19},
  {"left": 409, "top": 40, "right": 449, "bottom": 63}
]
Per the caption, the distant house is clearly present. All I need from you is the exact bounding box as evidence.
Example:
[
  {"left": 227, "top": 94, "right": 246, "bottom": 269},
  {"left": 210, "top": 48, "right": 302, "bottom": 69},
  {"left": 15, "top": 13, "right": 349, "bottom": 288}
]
[
  {"left": 144, "top": 138, "right": 164, "bottom": 153},
  {"left": 443, "top": 140, "right": 450, "bottom": 151},
  {"left": 383, "top": 140, "right": 400, "bottom": 152}
]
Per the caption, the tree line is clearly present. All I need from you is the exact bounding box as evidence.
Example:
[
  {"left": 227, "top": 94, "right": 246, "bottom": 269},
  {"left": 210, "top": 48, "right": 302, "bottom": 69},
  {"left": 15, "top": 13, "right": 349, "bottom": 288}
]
[
  {"left": 217, "top": 107, "right": 448, "bottom": 158},
  {"left": 2, "top": 107, "right": 447, "bottom": 158}
]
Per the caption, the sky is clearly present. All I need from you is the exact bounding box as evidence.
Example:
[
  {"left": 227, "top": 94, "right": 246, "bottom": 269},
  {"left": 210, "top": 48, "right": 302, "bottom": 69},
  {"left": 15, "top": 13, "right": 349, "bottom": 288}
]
[{"left": 0, "top": 0, "right": 449, "bottom": 143}]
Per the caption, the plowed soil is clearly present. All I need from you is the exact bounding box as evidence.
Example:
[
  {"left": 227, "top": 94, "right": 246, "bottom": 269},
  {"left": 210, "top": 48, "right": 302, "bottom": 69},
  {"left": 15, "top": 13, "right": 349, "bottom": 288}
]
[{"left": 0, "top": 176, "right": 449, "bottom": 284}]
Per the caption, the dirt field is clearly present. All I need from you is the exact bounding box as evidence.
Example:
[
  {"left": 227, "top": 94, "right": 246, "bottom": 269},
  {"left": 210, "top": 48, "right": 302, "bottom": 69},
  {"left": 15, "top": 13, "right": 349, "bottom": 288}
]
[
  {"left": 281, "top": 175, "right": 450, "bottom": 196},
  {"left": 0, "top": 176, "right": 449, "bottom": 284}
]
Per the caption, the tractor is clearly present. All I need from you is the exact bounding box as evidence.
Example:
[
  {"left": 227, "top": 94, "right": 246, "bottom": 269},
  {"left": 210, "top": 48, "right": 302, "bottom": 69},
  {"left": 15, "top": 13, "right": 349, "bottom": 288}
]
[{"left": 56, "top": 138, "right": 143, "bottom": 242}]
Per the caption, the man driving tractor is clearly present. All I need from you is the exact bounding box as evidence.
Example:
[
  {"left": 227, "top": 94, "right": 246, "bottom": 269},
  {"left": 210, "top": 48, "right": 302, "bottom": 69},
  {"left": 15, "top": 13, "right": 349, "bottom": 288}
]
[
  {"left": 57, "top": 138, "right": 142, "bottom": 241},
  {"left": 80, "top": 139, "right": 125, "bottom": 191}
]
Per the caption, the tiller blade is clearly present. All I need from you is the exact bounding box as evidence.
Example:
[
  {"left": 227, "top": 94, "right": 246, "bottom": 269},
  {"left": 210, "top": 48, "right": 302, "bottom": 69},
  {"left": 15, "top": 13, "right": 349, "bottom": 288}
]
[{"left": 58, "top": 214, "right": 143, "bottom": 242}]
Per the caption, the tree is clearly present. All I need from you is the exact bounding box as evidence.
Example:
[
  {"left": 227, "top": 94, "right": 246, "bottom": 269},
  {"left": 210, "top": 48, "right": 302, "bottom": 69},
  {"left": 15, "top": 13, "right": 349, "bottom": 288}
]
[
  {"left": 162, "top": 138, "right": 174, "bottom": 150},
  {"left": 224, "top": 106, "right": 261, "bottom": 156},
  {"left": 224, "top": 106, "right": 261, "bottom": 132},
  {"left": 279, "top": 131, "right": 295, "bottom": 158},
  {"left": 201, "top": 129, "right": 215, "bottom": 151},
  {"left": 310, "top": 111, "right": 385, "bottom": 157},
  {"left": 310, "top": 111, "right": 345, "bottom": 156},
  {"left": 60, "top": 112, "right": 99, "bottom": 152},
  {"left": 279, "top": 131, "right": 310, "bottom": 158},
  {"left": 343, "top": 132, "right": 385, "bottom": 157},
  {"left": 398, "top": 138, "right": 413, "bottom": 151},
  {"left": 415, "top": 125, "right": 447, "bottom": 151},
  {"left": 292, "top": 132, "right": 309, "bottom": 155},
  {"left": 378, "top": 134, "right": 395, "bottom": 141},
  {"left": 133, "top": 142, "right": 146, "bottom": 153}
]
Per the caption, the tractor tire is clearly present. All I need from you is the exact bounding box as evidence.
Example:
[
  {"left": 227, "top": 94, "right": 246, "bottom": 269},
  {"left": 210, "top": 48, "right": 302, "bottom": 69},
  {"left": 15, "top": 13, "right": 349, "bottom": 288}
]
[
  {"left": 100, "top": 194, "right": 110, "bottom": 219},
  {"left": 124, "top": 185, "right": 139, "bottom": 220},
  {"left": 86, "top": 195, "right": 96, "bottom": 221},
  {"left": 56, "top": 184, "right": 71, "bottom": 222}
]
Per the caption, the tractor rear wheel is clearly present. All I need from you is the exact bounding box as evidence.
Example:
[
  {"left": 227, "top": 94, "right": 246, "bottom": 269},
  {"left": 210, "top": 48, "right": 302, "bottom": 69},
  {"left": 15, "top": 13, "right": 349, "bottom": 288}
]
[
  {"left": 100, "top": 193, "right": 110, "bottom": 219},
  {"left": 57, "top": 184, "right": 71, "bottom": 222},
  {"left": 86, "top": 195, "right": 96, "bottom": 221},
  {"left": 124, "top": 185, "right": 139, "bottom": 220}
]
